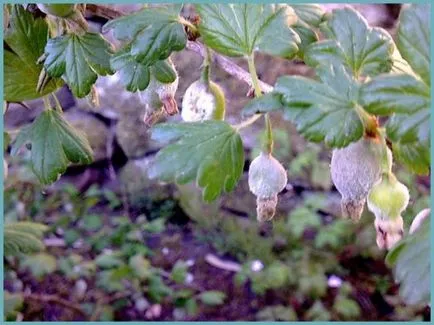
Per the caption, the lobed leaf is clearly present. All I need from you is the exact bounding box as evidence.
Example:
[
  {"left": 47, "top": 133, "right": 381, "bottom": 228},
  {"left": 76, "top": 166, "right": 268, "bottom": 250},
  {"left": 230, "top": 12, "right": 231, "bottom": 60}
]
[
  {"left": 103, "top": 5, "right": 186, "bottom": 66},
  {"left": 4, "top": 222, "right": 48, "bottom": 256},
  {"left": 11, "top": 109, "right": 94, "bottom": 185},
  {"left": 272, "top": 64, "right": 363, "bottom": 148},
  {"left": 148, "top": 121, "right": 244, "bottom": 202},
  {"left": 111, "top": 47, "right": 177, "bottom": 92},
  {"left": 304, "top": 7, "right": 394, "bottom": 77},
  {"left": 396, "top": 4, "right": 430, "bottom": 86},
  {"left": 4, "top": 5, "right": 63, "bottom": 101},
  {"left": 44, "top": 32, "right": 114, "bottom": 97},
  {"left": 197, "top": 4, "right": 300, "bottom": 58}
]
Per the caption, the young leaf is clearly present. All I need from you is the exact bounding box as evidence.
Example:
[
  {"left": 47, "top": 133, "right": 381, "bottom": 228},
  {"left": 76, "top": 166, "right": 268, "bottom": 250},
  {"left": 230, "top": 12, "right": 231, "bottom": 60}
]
[
  {"left": 22, "top": 253, "right": 57, "bottom": 279},
  {"left": 290, "top": 4, "right": 324, "bottom": 28},
  {"left": 44, "top": 32, "right": 114, "bottom": 97},
  {"left": 304, "top": 7, "right": 394, "bottom": 77},
  {"left": 103, "top": 5, "right": 186, "bottom": 66},
  {"left": 198, "top": 291, "right": 226, "bottom": 306},
  {"left": 111, "top": 48, "right": 176, "bottom": 92},
  {"left": 148, "top": 121, "right": 244, "bottom": 202},
  {"left": 4, "top": 222, "right": 48, "bottom": 256},
  {"left": 110, "top": 47, "right": 150, "bottom": 92},
  {"left": 4, "top": 5, "right": 62, "bottom": 101},
  {"left": 292, "top": 25, "right": 319, "bottom": 60},
  {"left": 396, "top": 4, "right": 430, "bottom": 86},
  {"left": 4, "top": 292, "right": 24, "bottom": 319},
  {"left": 196, "top": 4, "right": 300, "bottom": 58},
  {"left": 11, "top": 109, "right": 93, "bottom": 185},
  {"left": 270, "top": 64, "right": 363, "bottom": 148},
  {"left": 386, "top": 218, "right": 430, "bottom": 305}
]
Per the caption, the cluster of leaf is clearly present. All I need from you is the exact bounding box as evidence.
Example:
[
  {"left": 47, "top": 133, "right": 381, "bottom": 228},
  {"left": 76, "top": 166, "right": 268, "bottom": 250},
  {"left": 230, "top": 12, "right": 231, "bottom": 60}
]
[{"left": 244, "top": 4, "right": 430, "bottom": 174}]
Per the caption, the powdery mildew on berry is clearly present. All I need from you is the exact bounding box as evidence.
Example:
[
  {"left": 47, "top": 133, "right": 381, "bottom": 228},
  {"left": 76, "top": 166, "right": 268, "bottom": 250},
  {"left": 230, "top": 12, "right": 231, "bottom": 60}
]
[
  {"left": 248, "top": 153, "right": 288, "bottom": 221},
  {"left": 330, "top": 138, "right": 384, "bottom": 221},
  {"left": 182, "top": 80, "right": 218, "bottom": 122}
]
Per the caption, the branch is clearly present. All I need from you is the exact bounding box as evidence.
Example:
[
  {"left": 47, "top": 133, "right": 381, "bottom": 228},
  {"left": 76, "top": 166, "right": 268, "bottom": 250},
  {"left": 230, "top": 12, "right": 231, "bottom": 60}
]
[
  {"left": 186, "top": 41, "right": 273, "bottom": 93},
  {"left": 24, "top": 293, "right": 86, "bottom": 317},
  {"left": 85, "top": 4, "right": 273, "bottom": 93}
]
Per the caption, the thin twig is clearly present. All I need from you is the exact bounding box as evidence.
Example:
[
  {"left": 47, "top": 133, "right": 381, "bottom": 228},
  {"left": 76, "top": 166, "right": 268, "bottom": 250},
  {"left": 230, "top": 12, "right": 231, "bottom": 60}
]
[{"left": 24, "top": 293, "right": 86, "bottom": 317}]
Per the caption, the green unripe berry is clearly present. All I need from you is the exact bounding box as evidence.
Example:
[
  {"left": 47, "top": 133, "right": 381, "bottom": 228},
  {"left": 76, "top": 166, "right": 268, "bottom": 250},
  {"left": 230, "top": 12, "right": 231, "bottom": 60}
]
[
  {"left": 37, "top": 4, "right": 77, "bottom": 18},
  {"left": 248, "top": 153, "right": 287, "bottom": 222},
  {"left": 367, "top": 174, "right": 410, "bottom": 220},
  {"left": 330, "top": 138, "right": 389, "bottom": 221},
  {"left": 181, "top": 79, "right": 226, "bottom": 122}
]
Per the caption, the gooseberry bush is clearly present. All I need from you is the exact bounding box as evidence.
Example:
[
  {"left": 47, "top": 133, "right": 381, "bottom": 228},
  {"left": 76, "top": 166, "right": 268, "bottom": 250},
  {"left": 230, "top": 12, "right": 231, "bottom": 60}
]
[{"left": 3, "top": 3, "right": 431, "bottom": 307}]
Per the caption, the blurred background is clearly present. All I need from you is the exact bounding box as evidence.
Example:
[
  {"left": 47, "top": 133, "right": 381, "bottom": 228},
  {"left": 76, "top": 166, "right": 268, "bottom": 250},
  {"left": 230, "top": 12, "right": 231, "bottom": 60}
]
[{"left": 3, "top": 3, "right": 431, "bottom": 321}]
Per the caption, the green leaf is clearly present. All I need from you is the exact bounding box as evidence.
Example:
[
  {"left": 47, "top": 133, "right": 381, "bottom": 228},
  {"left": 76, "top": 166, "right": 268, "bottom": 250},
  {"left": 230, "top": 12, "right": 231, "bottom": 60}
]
[
  {"left": 4, "top": 222, "right": 47, "bottom": 256},
  {"left": 304, "top": 7, "right": 394, "bottom": 77},
  {"left": 22, "top": 253, "right": 57, "bottom": 279},
  {"left": 287, "top": 207, "right": 321, "bottom": 237},
  {"left": 360, "top": 74, "right": 430, "bottom": 115},
  {"left": 333, "top": 296, "right": 361, "bottom": 320},
  {"left": 82, "top": 214, "right": 103, "bottom": 231},
  {"left": 242, "top": 92, "right": 283, "bottom": 116},
  {"left": 148, "top": 121, "right": 244, "bottom": 202},
  {"left": 4, "top": 291, "right": 24, "bottom": 319},
  {"left": 273, "top": 64, "right": 363, "bottom": 148},
  {"left": 396, "top": 4, "right": 430, "bottom": 86},
  {"left": 386, "top": 106, "right": 430, "bottom": 175},
  {"left": 11, "top": 109, "right": 93, "bottom": 185},
  {"left": 152, "top": 60, "right": 177, "bottom": 83},
  {"left": 290, "top": 4, "right": 324, "bottom": 28},
  {"left": 110, "top": 46, "right": 150, "bottom": 92},
  {"left": 44, "top": 32, "right": 114, "bottom": 97},
  {"left": 95, "top": 253, "right": 124, "bottom": 269},
  {"left": 292, "top": 25, "right": 319, "bottom": 60},
  {"left": 103, "top": 5, "right": 186, "bottom": 66},
  {"left": 199, "top": 291, "right": 226, "bottom": 306},
  {"left": 111, "top": 47, "right": 176, "bottom": 92},
  {"left": 171, "top": 260, "right": 189, "bottom": 284},
  {"left": 4, "top": 5, "right": 62, "bottom": 101},
  {"left": 197, "top": 4, "right": 300, "bottom": 58},
  {"left": 390, "top": 139, "right": 430, "bottom": 175},
  {"left": 386, "top": 218, "right": 430, "bottom": 305}
]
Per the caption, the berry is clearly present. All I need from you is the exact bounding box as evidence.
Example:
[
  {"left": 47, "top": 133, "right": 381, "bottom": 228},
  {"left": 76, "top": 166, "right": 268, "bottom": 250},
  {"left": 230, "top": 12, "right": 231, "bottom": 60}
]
[
  {"left": 248, "top": 152, "right": 287, "bottom": 221},
  {"left": 367, "top": 174, "right": 410, "bottom": 220},
  {"left": 367, "top": 173, "right": 409, "bottom": 250},
  {"left": 181, "top": 79, "right": 225, "bottom": 122},
  {"left": 330, "top": 138, "right": 389, "bottom": 221},
  {"left": 37, "top": 4, "right": 77, "bottom": 18},
  {"left": 374, "top": 216, "right": 404, "bottom": 250}
]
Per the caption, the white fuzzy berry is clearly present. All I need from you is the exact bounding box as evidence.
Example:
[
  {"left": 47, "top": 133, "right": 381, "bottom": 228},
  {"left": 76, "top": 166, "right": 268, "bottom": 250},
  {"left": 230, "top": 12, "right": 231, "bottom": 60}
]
[
  {"left": 248, "top": 152, "right": 287, "bottom": 221},
  {"left": 182, "top": 80, "right": 224, "bottom": 122},
  {"left": 330, "top": 138, "right": 387, "bottom": 221}
]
